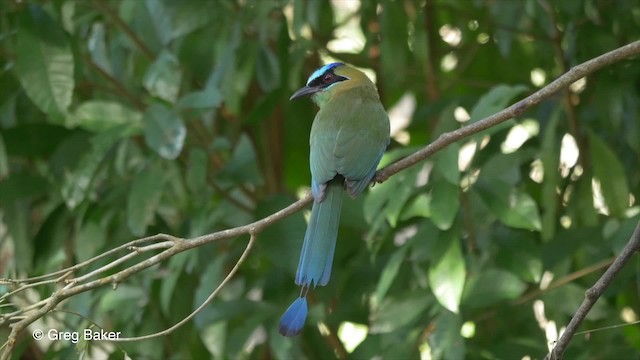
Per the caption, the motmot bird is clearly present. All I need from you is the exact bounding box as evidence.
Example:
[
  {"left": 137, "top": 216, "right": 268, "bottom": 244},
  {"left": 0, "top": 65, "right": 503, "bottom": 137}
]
[{"left": 279, "top": 62, "right": 390, "bottom": 336}]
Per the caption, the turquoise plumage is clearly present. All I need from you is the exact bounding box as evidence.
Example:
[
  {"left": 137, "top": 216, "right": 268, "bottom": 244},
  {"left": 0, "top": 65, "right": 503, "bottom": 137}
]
[{"left": 279, "top": 63, "right": 390, "bottom": 336}]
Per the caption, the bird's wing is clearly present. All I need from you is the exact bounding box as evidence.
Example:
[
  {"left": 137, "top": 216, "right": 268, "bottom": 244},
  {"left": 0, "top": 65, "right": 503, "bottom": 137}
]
[
  {"left": 334, "top": 101, "right": 390, "bottom": 197},
  {"left": 309, "top": 96, "right": 390, "bottom": 199}
]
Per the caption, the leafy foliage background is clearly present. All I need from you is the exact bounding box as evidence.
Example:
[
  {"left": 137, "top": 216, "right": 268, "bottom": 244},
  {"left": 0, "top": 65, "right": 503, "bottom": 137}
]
[{"left": 1, "top": 0, "right": 639, "bottom": 359}]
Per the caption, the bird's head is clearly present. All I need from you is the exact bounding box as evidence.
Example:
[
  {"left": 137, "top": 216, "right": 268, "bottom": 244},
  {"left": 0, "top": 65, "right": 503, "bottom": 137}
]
[{"left": 290, "top": 62, "right": 377, "bottom": 105}]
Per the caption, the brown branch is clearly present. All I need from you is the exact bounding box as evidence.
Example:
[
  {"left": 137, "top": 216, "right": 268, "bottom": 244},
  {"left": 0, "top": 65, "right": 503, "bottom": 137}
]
[{"left": 546, "top": 221, "right": 640, "bottom": 360}]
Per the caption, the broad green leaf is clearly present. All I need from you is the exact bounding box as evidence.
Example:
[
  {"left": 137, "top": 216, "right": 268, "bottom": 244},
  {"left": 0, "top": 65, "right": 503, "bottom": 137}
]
[
  {"left": 15, "top": 5, "right": 74, "bottom": 119},
  {"left": 127, "top": 163, "right": 166, "bottom": 236},
  {"left": 383, "top": 170, "right": 417, "bottom": 227},
  {"left": 61, "top": 127, "right": 125, "bottom": 209},
  {"left": 606, "top": 215, "right": 640, "bottom": 254},
  {"left": 194, "top": 255, "right": 226, "bottom": 322},
  {"left": 400, "top": 193, "right": 431, "bottom": 221},
  {"left": 370, "top": 292, "right": 431, "bottom": 334},
  {"left": 375, "top": 244, "right": 409, "bottom": 302},
  {"left": 98, "top": 285, "right": 147, "bottom": 313},
  {"left": 571, "top": 177, "right": 599, "bottom": 227},
  {"left": 160, "top": 252, "right": 193, "bottom": 316},
  {"left": 144, "top": 50, "right": 182, "bottom": 103},
  {"left": 74, "top": 221, "right": 106, "bottom": 261},
  {"left": 469, "top": 85, "right": 528, "bottom": 123},
  {"left": 475, "top": 179, "right": 541, "bottom": 231},
  {"left": 542, "top": 283, "right": 609, "bottom": 321},
  {"left": 433, "top": 143, "right": 460, "bottom": 184},
  {"left": 68, "top": 101, "right": 143, "bottom": 133},
  {"left": 468, "top": 85, "right": 527, "bottom": 137},
  {"left": 365, "top": 148, "right": 421, "bottom": 226},
  {"left": 144, "top": 0, "right": 173, "bottom": 46},
  {"left": 218, "top": 134, "right": 264, "bottom": 186},
  {"left": 3, "top": 201, "right": 31, "bottom": 271},
  {"left": 144, "top": 103, "right": 186, "bottom": 160},
  {"left": 145, "top": 0, "right": 213, "bottom": 41},
  {"left": 430, "top": 179, "right": 459, "bottom": 230},
  {"left": 428, "top": 310, "right": 465, "bottom": 360},
  {"left": 589, "top": 131, "right": 630, "bottom": 218},
  {"left": 256, "top": 43, "right": 281, "bottom": 92},
  {"left": 462, "top": 269, "right": 527, "bottom": 308},
  {"left": 177, "top": 88, "right": 222, "bottom": 110},
  {"left": 429, "top": 233, "right": 465, "bottom": 313},
  {"left": 87, "top": 22, "right": 111, "bottom": 74},
  {"left": 200, "top": 323, "right": 227, "bottom": 359}
]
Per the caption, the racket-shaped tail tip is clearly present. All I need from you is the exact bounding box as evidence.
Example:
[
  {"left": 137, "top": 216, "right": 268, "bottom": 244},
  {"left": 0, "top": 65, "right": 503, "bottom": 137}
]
[{"left": 278, "top": 296, "right": 308, "bottom": 336}]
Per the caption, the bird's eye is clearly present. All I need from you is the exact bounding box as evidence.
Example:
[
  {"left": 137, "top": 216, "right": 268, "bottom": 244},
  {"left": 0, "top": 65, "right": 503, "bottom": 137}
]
[{"left": 323, "top": 73, "right": 334, "bottom": 82}]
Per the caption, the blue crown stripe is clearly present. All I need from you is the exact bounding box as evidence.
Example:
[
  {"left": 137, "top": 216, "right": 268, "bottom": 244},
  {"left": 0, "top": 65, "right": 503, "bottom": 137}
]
[{"left": 306, "top": 62, "right": 344, "bottom": 85}]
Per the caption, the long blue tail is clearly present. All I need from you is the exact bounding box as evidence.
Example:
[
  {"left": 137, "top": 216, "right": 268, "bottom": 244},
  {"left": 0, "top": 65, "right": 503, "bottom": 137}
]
[{"left": 279, "top": 181, "right": 343, "bottom": 336}]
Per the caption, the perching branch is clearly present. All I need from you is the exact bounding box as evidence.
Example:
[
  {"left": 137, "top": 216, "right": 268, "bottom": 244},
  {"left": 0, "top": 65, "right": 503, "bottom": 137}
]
[
  {"left": 546, "top": 220, "right": 640, "bottom": 360},
  {"left": 1, "top": 40, "right": 640, "bottom": 360}
]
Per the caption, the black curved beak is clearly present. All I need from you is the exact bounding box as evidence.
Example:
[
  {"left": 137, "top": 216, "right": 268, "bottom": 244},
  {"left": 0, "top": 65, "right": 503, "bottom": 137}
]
[{"left": 290, "top": 85, "right": 320, "bottom": 100}]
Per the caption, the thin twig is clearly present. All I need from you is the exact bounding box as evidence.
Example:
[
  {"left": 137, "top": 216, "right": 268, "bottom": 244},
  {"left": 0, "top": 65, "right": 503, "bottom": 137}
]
[
  {"left": 546, "top": 221, "right": 640, "bottom": 360},
  {"left": 112, "top": 234, "right": 256, "bottom": 342}
]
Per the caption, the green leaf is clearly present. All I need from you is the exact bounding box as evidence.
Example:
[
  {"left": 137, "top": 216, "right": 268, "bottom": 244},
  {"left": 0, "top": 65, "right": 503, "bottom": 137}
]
[
  {"left": 400, "top": 193, "right": 431, "bottom": 221},
  {"left": 542, "top": 283, "right": 609, "bottom": 321},
  {"left": 144, "top": 103, "right": 186, "bottom": 160},
  {"left": 364, "top": 158, "right": 420, "bottom": 227},
  {"left": 430, "top": 179, "right": 459, "bottom": 230},
  {"left": 60, "top": 128, "right": 124, "bottom": 209},
  {"left": 144, "top": 50, "right": 182, "bottom": 103},
  {"left": 370, "top": 292, "right": 431, "bottom": 334},
  {"left": 375, "top": 244, "right": 409, "bottom": 302},
  {"left": 428, "top": 310, "right": 465, "bottom": 360},
  {"left": 160, "top": 252, "right": 193, "bottom": 316},
  {"left": 462, "top": 269, "right": 527, "bottom": 308},
  {"left": 469, "top": 85, "right": 528, "bottom": 123},
  {"left": 589, "top": 131, "right": 630, "bottom": 218},
  {"left": 15, "top": 5, "right": 74, "bottom": 119},
  {"left": 429, "top": 232, "right": 465, "bottom": 313},
  {"left": 475, "top": 179, "right": 541, "bottom": 231},
  {"left": 127, "top": 163, "right": 166, "bottom": 236},
  {"left": 194, "top": 255, "right": 226, "bottom": 322},
  {"left": 433, "top": 143, "right": 460, "bottom": 184},
  {"left": 256, "top": 43, "right": 281, "bottom": 92},
  {"left": 68, "top": 101, "right": 143, "bottom": 133},
  {"left": 218, "top": 134, "right": 263, "bottom": 186},
  {"left": 99, "top": 285, "right": 147, "bottom": 313},
  {"left": 177, "top": 88, "right": 222, "bottom": 110},
  {"left": 468, "top": 85, "right": 527, "bottom": 138}
]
